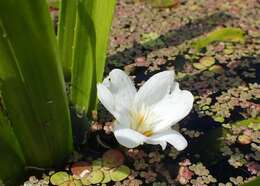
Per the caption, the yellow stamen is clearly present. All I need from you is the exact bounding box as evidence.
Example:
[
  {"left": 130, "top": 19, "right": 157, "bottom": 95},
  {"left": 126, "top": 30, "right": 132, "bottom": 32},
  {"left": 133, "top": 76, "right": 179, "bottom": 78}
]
[
  {"left": 143, "top": 130, "right": 153, "bottom": 137},
  {"left": 137, "top": 114, "right": 145, "bottom": 126}
]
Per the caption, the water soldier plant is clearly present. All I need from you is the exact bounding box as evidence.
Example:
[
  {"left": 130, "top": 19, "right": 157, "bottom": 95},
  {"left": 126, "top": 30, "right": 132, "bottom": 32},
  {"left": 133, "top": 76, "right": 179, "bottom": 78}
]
[{"left": 0, "top": 0, "right": 116, "bottom": 184}]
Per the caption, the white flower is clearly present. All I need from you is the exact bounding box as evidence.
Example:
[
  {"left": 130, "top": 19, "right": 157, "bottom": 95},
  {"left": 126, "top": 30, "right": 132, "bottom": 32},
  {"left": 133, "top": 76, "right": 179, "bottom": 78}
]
[{"left": 97, "top": 69, "right": 194, "bottom": 150}]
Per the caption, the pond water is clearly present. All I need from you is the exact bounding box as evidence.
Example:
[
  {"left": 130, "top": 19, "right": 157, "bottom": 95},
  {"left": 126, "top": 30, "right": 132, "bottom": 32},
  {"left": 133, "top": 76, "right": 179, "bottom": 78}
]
[{"left": 23, "top": 0, "right": 259, "bottom": 185}]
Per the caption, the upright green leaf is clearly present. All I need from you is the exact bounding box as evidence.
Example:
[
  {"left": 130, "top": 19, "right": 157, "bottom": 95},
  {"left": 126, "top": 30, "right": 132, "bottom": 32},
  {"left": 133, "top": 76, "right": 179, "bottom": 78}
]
[
  {"left": 93, "top": 0, "right": 117, "bottom": 83},
  {"left": 71, "top": 0, "right": 116, "bottom": 114},
  {"left": 58, "top": 0, "right": 77, "bottom": 79},
  {"left": 0, "top": 0, "right": 73, "bottom": 167},
  {"left": 0, "top": 111, "right": 25, "bottom": 184}
]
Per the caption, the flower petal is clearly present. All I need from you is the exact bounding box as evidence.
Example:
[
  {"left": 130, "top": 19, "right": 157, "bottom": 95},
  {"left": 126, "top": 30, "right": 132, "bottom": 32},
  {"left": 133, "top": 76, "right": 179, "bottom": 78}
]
[
  {"left": 103, "top": 69, "right": 136, "bottom": 110},
  {"left": 152, "top": 84, "right": 194, "bottom": 133},
  {"left": 113, "top": 125, "right": 147, "bottom": 148},
  {"left": 134, "top": 71, "right": 174, "bottom": 107},
  {"left": 97, "top": 83, "right": 116, "bottom": 116},
  {"left": 147, "top": 130, "right": 188, "bottom": 150}
]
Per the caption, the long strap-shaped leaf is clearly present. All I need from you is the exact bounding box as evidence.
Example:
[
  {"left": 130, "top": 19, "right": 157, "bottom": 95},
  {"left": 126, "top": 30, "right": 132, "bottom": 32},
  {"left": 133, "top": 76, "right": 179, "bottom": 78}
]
[
  {"left": 71, "top": 0, "right": 116, "bottom": 114},
  {"left": 0, "top": 0, "right": 73, "bottom": 167},
  {"left": 0, "top": 111, "right": 25, "bottom": 184},
  {"left": 58, "top": 0, "right": 77, "bottom": 79}
]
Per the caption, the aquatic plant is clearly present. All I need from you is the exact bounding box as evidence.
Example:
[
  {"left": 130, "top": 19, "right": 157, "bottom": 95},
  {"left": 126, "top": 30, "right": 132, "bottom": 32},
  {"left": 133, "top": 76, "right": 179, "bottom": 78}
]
[
  {"left": 192, "top": 27, "right": 245, "bottom": 52},
  {"left": 97, "top": 69, "right": 194, "bottom": 150},
  {"left": 0, "top": 0, "right": 116, "bottom": 184},
  {"left": 147, "top": 0, "right": 179, "bottom": 8}
]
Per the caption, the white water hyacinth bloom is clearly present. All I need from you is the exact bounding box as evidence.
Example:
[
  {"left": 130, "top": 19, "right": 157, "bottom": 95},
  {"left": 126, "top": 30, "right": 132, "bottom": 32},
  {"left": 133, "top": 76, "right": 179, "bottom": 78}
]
[{"left": 97, "top": 69, "right": 194, "bottom": 151}]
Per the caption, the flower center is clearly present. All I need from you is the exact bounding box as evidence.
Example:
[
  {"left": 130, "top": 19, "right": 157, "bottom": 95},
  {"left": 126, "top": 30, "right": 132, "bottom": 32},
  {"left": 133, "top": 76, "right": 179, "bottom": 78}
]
[{"left": 129, "top": 104, "right": 156, "bottom": 137}]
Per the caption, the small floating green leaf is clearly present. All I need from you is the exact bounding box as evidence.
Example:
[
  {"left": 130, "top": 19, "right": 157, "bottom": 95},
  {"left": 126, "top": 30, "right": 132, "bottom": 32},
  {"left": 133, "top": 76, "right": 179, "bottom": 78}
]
[
  {"left": 92, "top": 159, "right": 102, "bottom": 171},
  {"left": 140, "top": 32, "right": 164, "bottom": 49},
  {"left": 209, "top": 65, "right": 224, "bottom": 74},
  {"left": 110, "top": 165, "right": 130, "bottom": 182},
  {"left": 193, "top": 56, "right": 215, "bottom": 70},
  {"left": 59, "top": 179, "right": 82, "bottom": 186},
  {"left": 199, "top": 56, "right": 215, "bottom": 67},
  {"left": 192, "top": 27, "right": 245, "bottom": 51},
  {"left": 101, "top": 169, "right": 111, "bottom": 184},
  {"left": 213, "top": 116, "right": 225, "bottom": 123},
  {"left": 148, "top": 0, "right": 179, "bottom": 8},
  {"left": 50, "top": 172, "right": 70, "bottom": 185},
  {"left": 86, "top": 170, "right": 104, "bottom": 184},
  {"left": 233, "top": 117, "right": 260, "bottom": 130},
  {"left": 80, "top": 177, "right": 91, "bottom": 186}
]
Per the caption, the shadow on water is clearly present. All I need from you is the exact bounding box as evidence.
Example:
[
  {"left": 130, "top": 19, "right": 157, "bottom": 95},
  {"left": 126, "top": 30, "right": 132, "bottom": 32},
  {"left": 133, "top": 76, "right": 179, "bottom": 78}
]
[{"left": 108, "top": 11, "right": 234, "bottom": 64}]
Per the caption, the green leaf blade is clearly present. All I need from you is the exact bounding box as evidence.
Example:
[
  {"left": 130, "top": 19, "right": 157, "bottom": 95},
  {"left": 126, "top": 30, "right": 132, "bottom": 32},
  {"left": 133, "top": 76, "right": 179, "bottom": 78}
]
[
  {"left": 71, "top": 0, "right": 116, "bottom": 114},
  {"left": 0, "top": 111, "right": 25, "bottom": 184},
  {"left": 58, "top": 0, "right": 77, "bottom": 79},
  {"left": 0, "top": 0, "right": 73, "bottom": 167}
]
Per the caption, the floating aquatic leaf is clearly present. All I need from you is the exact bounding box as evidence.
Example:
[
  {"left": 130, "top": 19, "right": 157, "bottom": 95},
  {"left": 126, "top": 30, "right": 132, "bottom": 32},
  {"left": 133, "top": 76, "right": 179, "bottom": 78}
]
[
  {"left": 199, "top": 56, "right": 215, "bottom": 67},
  {"left": 192, "top": 63, "right": 205, "bottom": 70},
  {"left": 59, "top": 179, "right": 82, "bottom": 186},
  {"left": 101, "top": 169, "right": 112, "bottom": 184},
  {"left": 71, "top": 162, "right": 92, "bottom": 178},
  {"left": 193, "top": 56, "right": 215, "bottom": 70},
  {"left": 50, "top": 172, "right": 70, "bottom": 185},
  {"left": 92, "top": 159, "right": 102, "bottom": 171},
  {"left": 213, "top": 116, "right": 225, "bottom": 123},
  {"left": 85, "top": 170, "right": 104, "bottom": 184},
  {"left": 102, "top": 149, "right": 125, "bottom": 168},
  {"left": 209, "top": 65, "right": 224, "bottom": 74},
  {"left": 238, "top": 135, "right": 251, "bottom": 145},
  {"left": 140, "top": 32, "right": 164, "bottom": 49},
  {"left": 233, "top": 118, "right": 260, "bottom": 129},
  {"left": 110, "top": 165, "right": 130, "bottom": 182},
  {"left": 147, "top": 0, "right": 179, "bottom": 8},
  {"left": 192, "top": 27, "right": 245, "bottom": 51},
  {"left": 80, "top": 177, "right": 91, "bottom": 186}
]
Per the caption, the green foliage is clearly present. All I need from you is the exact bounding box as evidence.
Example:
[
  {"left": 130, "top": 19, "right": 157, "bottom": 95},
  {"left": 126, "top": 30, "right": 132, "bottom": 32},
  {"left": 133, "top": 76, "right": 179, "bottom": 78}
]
[
  {"left": 110, "top": 165, "right": 130, "bottom": 182},
  {"left": 140, "top": 32, "right": 165, "bottom": 49},
  {"left": 241, "top": 177, "right": 260, "bottom": 186},
  {"left": 85, "top": 170, "right": 104, "bottom": 184},
  {"left": 67, "top": 149, "right": 130, "bottom": 185},
  {"left": 148, "top": 0, "right": 179, "bottom": 8},
  {"left": 234, "top": 117, "right": 260, "bottom": 129},
  {"left": 192, "top": 27, "right": 245, "bottom": 51},
  {"left": 50, "top": 172, "right": 70, "bottom": 185},
  {"left": 0, "top": 0, "right": 116, "bottom": 184},
  {"left": 58, "top": 0, "right": 77, "bottom": 79},
  {"left": 0, "top": 112, "right": 25, "bottom": 184},
  {"left": 48, "top": 0, "right": 60, "bottom": 9},
  {"left": 71, "top": 0, "right": 116, "bottom": 114},
  {"left": 0, "top": 0, "right": 72, "bottom": 168},
  {"left": 192, "top": 56, "right": 216, "bottom": 70}
]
